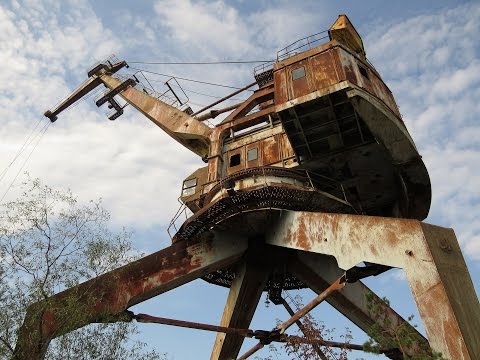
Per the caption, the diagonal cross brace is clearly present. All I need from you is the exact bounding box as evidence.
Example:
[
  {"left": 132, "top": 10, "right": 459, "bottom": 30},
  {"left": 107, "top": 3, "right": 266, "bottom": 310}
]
[{"left": 14, "top": 232, "right": 247, "bottom": 360}]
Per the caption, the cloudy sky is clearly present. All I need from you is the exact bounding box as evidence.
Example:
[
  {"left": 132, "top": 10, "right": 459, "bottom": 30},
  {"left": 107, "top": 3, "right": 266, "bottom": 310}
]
[{"left": 0, "top": 0, "right": 479, "bottom": 359}]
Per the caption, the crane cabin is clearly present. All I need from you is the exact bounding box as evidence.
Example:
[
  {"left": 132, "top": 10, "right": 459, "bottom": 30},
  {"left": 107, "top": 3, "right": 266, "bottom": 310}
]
[{"left": 44, "top": 15, "right": 431, "bottom": 243}]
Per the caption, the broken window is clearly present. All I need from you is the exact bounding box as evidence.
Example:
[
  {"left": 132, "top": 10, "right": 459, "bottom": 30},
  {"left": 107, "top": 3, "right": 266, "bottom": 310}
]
[
  {"left": 229, "top": 153, "right": 241, "bottom": 167},
  {"left": 182, "top": 178, "right": 197, "bottom": 197},
  {"left": 358, "top": 64, "right": 369, "bottom": 79}
]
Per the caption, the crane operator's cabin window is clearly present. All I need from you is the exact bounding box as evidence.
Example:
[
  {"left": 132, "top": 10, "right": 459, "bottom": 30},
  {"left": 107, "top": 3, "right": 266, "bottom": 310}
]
[
  {"left": 230, "top": 153, "right": 241, "bottom": 167},
  {"left": 358, "top": 64, "right": 369, "bottom": 79},
  {"left": 247, "top": 148, "right": 258, "bottom": 162},
  {"left": 292, "top": 66, "right": 306, "bottom": 81},
  {"left": 182, "top": 178, "right": 197, "bottom": 197}
]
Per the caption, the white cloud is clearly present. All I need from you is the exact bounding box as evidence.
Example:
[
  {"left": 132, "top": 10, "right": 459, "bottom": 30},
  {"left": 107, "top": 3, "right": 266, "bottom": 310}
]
[
  {"left": 0, "top": 0, "right": 199, "bottom": 231},
  {"left": 154, "top": 0, "right": 253, "bottom": 56}
]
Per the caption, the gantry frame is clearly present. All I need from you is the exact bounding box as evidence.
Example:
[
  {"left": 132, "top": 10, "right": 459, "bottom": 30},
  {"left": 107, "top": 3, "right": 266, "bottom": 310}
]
[{"left": 14, "top": 212, "right": 480, "bottom": 360}]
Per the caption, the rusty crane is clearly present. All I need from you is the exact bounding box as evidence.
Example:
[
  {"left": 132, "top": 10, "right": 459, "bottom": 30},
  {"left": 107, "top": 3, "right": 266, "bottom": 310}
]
[{"left": 15, "top": 15, "right": 479, "bottom": 360}]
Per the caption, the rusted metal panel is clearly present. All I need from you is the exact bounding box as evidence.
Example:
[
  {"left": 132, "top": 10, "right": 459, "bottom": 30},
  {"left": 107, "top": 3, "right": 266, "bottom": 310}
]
[
  {"left": 266, "top": 211, "right": 480, "bottom": 360},
  {"left": 210, "top": 261, "right": 270, "bottom": 360},
  {"left": 332, "top": 47, "right": 346, "bottom": 81},
  {"left": 274, "top": 41, "right": 338, "bottom": 71},
  {"left": 288, "top": 59, "right": 313, "bottom": 100},
  {"left": 310, "top": 50, "right": 341, "bottom": 90},
  {"left": 262, "top": 135, "right": 280, "bottom": 165},
  {"left": 368, "top": 70, "right": 401, "bottom": 118},
  {"left": 278, "top": 133, "right": 296, "bottom": 166},
  {"left": 338, "top": 48, "right": 358, "bottom": 85},
  {"left": 356, "top": 62, "right": 374, "bottom": 94},
  {"left": 333, "top": 48, "right": 401, "bottom": 118},
  {"left": 274, "top": 68, "right": 288, "bottom": 105},
  {"left": 275, "top": 81, "right": 351, "bottom": 113},
  {"left": 15, "top": 233, "right": 248, "bottom": 360}
]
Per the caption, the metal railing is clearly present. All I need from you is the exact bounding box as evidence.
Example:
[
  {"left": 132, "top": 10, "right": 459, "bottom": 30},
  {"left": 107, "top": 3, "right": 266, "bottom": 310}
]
[
  {"left": 110, "top": 70, "right": 191, "bottom": 114},
  {"left": 277, "top": 31, "right": 329, "bottom": 61},
  {"left": 253, "top": 61, "right": 275, "bottom": 77},
  {"left": 167, "top": 200, "right": 194, "bottom": 239}
]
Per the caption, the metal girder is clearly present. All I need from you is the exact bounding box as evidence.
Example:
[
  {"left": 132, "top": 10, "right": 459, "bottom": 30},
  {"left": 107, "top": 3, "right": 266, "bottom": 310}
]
[
  {"left": 266, "top": 211, "right": 480, "bottom": 360},
  {"left": 14, "top": 232, "right": 247, "bottom": 360},
  {"left": 210, "top": 260, "right": 270, "bottom": 360},
  {"left": 99, "top": 74, "right": 211, "bottom": 158}
]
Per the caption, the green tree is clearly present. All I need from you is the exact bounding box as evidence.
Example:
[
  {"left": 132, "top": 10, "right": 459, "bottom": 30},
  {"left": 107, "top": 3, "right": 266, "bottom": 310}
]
[
  {"left": 259, "top": 292, "right": 447, "bottom": 360},
  {"left": 363, "top": 293, "right": 447, "bottom": 360},
  {"left": 0, "top": 178, "right": 164, "bottom": 359}
]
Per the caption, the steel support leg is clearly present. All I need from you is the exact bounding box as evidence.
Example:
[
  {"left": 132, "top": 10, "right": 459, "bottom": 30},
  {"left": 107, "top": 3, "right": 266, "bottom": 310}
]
[
  {"left": 210, "top": 260, "right": 270, "bottom": 360},
  {"left": 267, "top": 211, "right": 480, "bottom": 360},
  {"left": 14, "top": 232, "right": 247, "bottom": 360},
  {"left": 288, "top": 253, "right": 426, "bottom": 358}
]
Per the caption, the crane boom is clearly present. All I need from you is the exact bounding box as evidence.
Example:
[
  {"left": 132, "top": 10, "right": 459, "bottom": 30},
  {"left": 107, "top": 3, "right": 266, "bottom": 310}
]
[
  {"left": 99, "top": 74, "right": 211, "bottom": 157},
  {"left": 44, "top": 61, "right": 211, "bottom": 158}
]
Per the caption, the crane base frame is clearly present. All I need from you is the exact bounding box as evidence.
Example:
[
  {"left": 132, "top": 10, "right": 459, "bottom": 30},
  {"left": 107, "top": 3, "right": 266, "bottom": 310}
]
[{"left": 14, "top": 212, "right": 480, "bottom": 360}]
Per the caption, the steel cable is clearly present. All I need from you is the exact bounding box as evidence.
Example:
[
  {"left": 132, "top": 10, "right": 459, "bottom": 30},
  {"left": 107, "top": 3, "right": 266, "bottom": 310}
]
[
  {"left": 0, "top": 118, "right": 43, "bottom": 184},
  {"left": 129, "top": 60, "right": 274, "bottom": 65},
  {"left": 129, "top": 67, "right": 255, "bottom": 91},
  {"left": 0, "top": 121, "right": 50, "bottom": 203}
]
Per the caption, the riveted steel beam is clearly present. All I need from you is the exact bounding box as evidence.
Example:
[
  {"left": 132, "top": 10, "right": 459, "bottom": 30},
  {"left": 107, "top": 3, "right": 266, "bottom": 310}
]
[
  {"left": 266, "top": 211, "right": 480, "bottom": 360},
  {"left": 14, "top": 232, "right": 247, "bottom": 360}
]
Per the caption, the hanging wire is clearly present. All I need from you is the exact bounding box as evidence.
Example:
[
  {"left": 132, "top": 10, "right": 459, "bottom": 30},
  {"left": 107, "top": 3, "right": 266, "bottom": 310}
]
[
  {"left": 0, "top": 121, "right": 51, "bottom": 203},
  {"left": 129, "top": 67, "right": 254, "bottom": 91},
  {"left": 62, "top": 86, "right": 105, "bottom": 114},
  {"left": 0, "top": 118, "right": 43, "bottom": 184},
  {"left": 129, "top": 60, "right": 274, "bottom": 65},
  {"left": 132, "top": 71, "right": 247, "bottom": 105},
  {"left": 167, "top": 82, "right": 246, "bottom": 102},
  {"left": 0, "top": 81, "right": 105, "bottom": 194}
]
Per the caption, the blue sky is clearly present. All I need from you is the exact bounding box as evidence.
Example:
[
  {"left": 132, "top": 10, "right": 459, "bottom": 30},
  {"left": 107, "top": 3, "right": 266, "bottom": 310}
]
[{"left": 0, "top": 0, "right": 479, "bottom": 359}]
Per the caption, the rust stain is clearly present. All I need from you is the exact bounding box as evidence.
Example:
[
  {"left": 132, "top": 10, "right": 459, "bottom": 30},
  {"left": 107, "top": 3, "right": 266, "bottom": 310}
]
[
  {"left": 273, "top": 68, "right": 288, "bottom": 105},
  {"left": 310, "top": 50, "right": 340, "bottom": 90},
  {"left": 288, "top": 59, "right": 312, "bottom": 99},
  {"left": 418, "top": 282, "right": 466, "bottom": 359},
  {"left": 291, "top": 213, "right": 313, "bottom": 251},
  {"left": 262, "top": 136, "right": 279, "bottom": 165},
  {"left": 342, "top": 59, "right": 358, "bottom": 85},
  {"left": 369, "top": 243, "right": 379, "bottom": 256}
]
